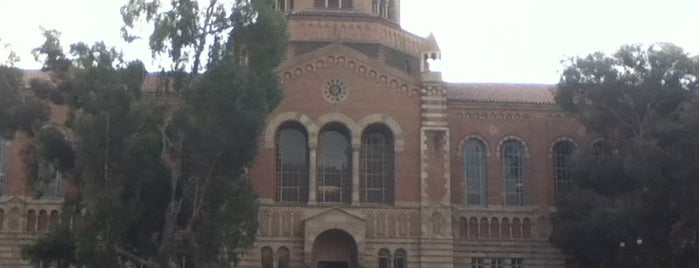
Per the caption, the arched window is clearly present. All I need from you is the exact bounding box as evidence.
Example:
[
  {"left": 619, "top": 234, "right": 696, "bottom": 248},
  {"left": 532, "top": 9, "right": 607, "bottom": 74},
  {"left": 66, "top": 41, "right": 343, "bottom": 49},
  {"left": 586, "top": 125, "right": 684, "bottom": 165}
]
[
  {"left": 8, "top": 207, "right": 18, "bottom": 231},
  {"left": 468, "top": 217, "right": 478, "bottom": 238},
  {"left": 49, "top": 210, "right": 59, "bottom": 230},
  {"left": 317, "top": 123, "right": 352, "bottom": 203},
  {"left": 278, "top": 247, "right": 290, "bottom": 268},
  {"left": 37, "top": 210, "right": 48, "bottom": 232},
  {"left": 522, "top": 218, "right": 532, "bottom": 238},
  {"left": 394, "top": 248, "right": 407, "bottom": 268},
  {"left": 479, "top": 217, "right": 489, "bottom": 238},
  {"left": 502, "top": 140, "right": 526, "bottom": 206},
  {"left": 463, "top": 139, "right": 487, "bottom": 206},
  {"left": 361, "top": 124, "right": 394, "bottom": 204},
  {"left": 512, "top": 218, "right": 522, "bottom": 238},
  {"left": 501, "top": 218, "right": 511, "bottom": 239},
  {"left": 261, "top": 247, "right": 273, "bottom": 268},
  {"left": 0, "top": 138, "right": 8, "bottom": 193},
  {"left": 276, "top": 122, "right": 309, "bottom": 203},
  {"left": 553, "top": 141, "right": 576, "bottom": 194},
  {"left": 490, "top": 217, "right": 500, "bottom": 239},
  {"left": 378, "top": 248, "right": 391, "bottom": 268},
  {"left": 26, "top": 210, "right": 36, "bottom": 232}
]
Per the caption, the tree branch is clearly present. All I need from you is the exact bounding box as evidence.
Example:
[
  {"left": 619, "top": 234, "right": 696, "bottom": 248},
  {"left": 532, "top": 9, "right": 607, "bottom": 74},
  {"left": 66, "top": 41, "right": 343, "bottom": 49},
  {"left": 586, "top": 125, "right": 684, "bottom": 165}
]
[
  {"left": 188, "top": 151, "right": 223, "bottom": 230},
  {"left": 115, "top": 247, "right": 159, "bottom": 268}
]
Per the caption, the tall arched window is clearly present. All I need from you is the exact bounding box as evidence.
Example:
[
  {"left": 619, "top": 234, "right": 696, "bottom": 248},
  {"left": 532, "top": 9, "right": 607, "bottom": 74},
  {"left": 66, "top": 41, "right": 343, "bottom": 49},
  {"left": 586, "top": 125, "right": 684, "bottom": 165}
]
[
  {"left": 317, "top": 123, "right": 352, "bottom": 203},
  {"left": 378, "top": 248, "right": 391, "bottom": 268},
  {"left": 361, "top": 124, "right": 394, "bottom": 204},
  {"left": 38, "top": 210, "right": 48, "bottom": 232},
  {"left": 26, "top": 210, "right": 36, "bottom": 232},
  {"left": 261, "top": 247, "right": 273, "bottom": 268},
  {"left": 0, "top": 138, "right": 8, "bottom": 193},
  {"left": 276, "top": 122, "right": 309, "bottom": 203},
  {"left": 553, "top": 141, "right": 576, "bottom": 194},
  {"left": 394, "top": 248, "right": 407, "bottom": 268},
  {"left": 463, "top": 139, "right": 487, "bottom": 206},
  {"left": 502, "top": 140, "right": 526, "bottom": 206},
  {"left": 277, "top": 247, "right": 290, "bottom": 268}
]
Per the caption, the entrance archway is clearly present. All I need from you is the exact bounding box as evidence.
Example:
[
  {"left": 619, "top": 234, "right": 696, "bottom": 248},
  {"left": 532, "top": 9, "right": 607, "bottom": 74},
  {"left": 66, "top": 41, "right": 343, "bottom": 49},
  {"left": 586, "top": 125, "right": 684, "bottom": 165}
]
[{"left": 312, "top": 229, "right": 358, "bottom": 268}]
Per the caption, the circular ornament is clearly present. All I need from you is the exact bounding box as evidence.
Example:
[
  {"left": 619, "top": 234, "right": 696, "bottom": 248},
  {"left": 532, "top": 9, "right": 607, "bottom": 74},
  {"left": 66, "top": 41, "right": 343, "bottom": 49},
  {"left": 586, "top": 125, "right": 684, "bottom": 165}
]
[{"left": 323, "top": 79, "right": 348, "bottom": 103}]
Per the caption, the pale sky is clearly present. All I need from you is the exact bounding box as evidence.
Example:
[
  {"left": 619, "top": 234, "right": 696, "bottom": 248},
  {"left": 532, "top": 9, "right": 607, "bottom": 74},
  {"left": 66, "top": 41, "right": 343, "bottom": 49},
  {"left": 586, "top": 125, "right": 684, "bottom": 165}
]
[{"left": 1, "top": 0, "right": 698, "bottom": 83}]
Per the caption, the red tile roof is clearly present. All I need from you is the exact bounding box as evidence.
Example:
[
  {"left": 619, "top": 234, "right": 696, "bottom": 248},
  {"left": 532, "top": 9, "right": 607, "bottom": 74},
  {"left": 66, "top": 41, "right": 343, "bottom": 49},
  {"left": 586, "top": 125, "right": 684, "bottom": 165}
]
[{"left": 447, "top": 83, "right": 557, "bottom": 104}]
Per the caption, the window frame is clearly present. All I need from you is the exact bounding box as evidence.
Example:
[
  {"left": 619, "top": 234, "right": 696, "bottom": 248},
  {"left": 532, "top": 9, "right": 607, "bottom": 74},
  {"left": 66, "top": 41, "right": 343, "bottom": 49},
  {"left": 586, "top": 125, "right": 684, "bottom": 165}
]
[
  {"left": 378, "top": 248, "right": 391, "bottom": 268},
  {"left": 463, "top": 139, "right": 487, "bottom": 206},
  {"left": 276, "top": 123, "right": 310, "bottom": 203},
  {"left": 553, "top": 141, "right": 576, "bottom": 195},
  {"left": 502, "top": 140, "right": 526, "bottom": 206},
  {"left": 360, "top": 124, "right": 394, "bottom": 204},
  {"left": 394, "top": 248, "right": 407, "bottom": 268},
  {"left": 317, "top": 123, "right": 352, "bottom": 204},
  {"left": 261, "top": 247, "right": 274, "bottom": 268}
]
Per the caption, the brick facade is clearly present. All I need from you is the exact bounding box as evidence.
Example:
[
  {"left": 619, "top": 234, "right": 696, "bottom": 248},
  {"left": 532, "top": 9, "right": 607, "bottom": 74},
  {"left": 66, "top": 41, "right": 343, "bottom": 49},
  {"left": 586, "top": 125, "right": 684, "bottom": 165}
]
[
  {"left": 0, "top": 1, "right": 582, "bottom": 267},
  {"left": 244, "top": 1, "right": 581, "bottom": 267}
]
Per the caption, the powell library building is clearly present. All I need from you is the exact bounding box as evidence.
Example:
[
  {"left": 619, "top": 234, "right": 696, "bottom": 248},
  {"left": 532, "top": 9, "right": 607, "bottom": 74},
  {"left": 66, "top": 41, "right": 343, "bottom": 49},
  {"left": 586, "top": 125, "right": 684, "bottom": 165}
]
[
  {"left": 0, "top": 0, "right": 585, "bottom": 267},
  {"left": 239, "top": 0, "right": 583, "bottom": 267}
]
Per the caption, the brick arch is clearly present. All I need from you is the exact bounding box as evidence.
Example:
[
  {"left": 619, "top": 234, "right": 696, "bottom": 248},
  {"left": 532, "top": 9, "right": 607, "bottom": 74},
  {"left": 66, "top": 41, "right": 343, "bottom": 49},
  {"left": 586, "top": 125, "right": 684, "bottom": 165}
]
[
  {"left": 548, "top": 136, "right": 579, "bottom": 157},
  {"left": 277, "top": 47, "right": 422, "bottom": 97},
  {"left": 456, "top": 134, "right": 491, "bottom": 157},
  {"left": 317, "top": 113, "right": 361, "bottom": 148},
  {"left": 357, "top": 114, "right": 404, "bottom": 151},
  {"left": 496, "top": 135, "right": 530, "bottom": 157},
  {"left": 264, "top": 112, "right": 319, "bottom": 149}
]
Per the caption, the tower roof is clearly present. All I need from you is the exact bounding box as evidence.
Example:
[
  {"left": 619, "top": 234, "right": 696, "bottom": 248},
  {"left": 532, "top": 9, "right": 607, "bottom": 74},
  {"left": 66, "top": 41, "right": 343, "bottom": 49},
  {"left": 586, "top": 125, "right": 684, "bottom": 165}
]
[{"left": 426, "top": 32, "right": 440, "bottom": 50}]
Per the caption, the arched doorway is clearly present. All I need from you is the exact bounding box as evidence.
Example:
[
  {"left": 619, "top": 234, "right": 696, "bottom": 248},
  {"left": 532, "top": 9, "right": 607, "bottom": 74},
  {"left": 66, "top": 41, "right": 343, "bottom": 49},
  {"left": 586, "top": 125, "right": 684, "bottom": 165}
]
[{"left": 312, "top": 229, "right": 358, "bottom": 268}]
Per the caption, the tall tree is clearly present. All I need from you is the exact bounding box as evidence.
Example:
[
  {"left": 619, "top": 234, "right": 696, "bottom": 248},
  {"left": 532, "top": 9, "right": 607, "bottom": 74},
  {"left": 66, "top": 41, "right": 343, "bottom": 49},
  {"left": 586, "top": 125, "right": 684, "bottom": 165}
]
[
  {"left": 550, "top": 43, "right": 699, "bottom": 267},
  {"left": 19, "top": 0, "right": 288, "bottom": 267}
]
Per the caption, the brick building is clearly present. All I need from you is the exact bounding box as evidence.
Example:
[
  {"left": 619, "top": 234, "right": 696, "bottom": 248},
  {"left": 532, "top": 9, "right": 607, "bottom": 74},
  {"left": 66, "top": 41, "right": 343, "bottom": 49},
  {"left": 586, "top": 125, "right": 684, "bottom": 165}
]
[
  {"left": 239, "top": 0, "right": 583, "bottom": 267},
  {"left": 0, "top": 0, "right": 584, "bottom": 267}
]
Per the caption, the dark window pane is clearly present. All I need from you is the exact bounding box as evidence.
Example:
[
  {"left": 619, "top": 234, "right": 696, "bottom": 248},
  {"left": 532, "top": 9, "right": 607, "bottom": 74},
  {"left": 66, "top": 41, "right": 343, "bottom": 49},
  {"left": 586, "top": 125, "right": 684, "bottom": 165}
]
[
  {"left": 277, "top": 126, "right": 309, "bottom": 203},
  {"left": 361, "top": 127, "right": 394, "bottom": 204},
  {"left": 318, "top": 128, "right": 351, "bottom": 203},
  {"left": 464, "top": 139, "right": 487, "bottom": 206},
  {"left": 554, "top": 141, "right": 575, "bottom": 195},
  {"left": 502, "top": 140, "right": 525, "bottom": 206},
  {"left": 394, "top": 249, "right": 407, "bottom": 268}
]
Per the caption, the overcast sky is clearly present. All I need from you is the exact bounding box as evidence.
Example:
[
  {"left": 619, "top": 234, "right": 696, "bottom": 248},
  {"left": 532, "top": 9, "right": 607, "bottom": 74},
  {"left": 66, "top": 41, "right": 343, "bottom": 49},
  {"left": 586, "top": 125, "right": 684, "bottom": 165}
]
[{"left": 1, "top": 0, "right": 698, "bottom": 83}]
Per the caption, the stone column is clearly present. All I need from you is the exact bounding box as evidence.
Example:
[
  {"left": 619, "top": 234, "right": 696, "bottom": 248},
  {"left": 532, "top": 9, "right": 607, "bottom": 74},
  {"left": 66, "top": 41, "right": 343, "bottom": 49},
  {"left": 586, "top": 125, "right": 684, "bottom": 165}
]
[
  {"left": 352, "top": 146, "right": 360, "bottom": 205},
  {"left": 309, "top": 147, "right": 317, "bottom": 204}
]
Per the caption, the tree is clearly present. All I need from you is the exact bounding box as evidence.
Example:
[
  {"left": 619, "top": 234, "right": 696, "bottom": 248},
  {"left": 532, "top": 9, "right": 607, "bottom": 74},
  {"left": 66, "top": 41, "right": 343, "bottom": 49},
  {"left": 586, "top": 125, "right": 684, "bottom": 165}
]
[
  {"left": 550, "top": 43, "right": 699, "bottom": 267},
  {"left": 16, "top": 0, "right": 288, "bottom": 267}
]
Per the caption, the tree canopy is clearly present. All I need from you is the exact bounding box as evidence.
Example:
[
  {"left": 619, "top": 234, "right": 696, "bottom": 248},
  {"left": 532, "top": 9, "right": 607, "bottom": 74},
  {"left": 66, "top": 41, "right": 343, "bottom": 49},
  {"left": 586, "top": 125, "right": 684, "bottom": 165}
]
[
  {"left": 4, "top": 0, "right": 288, "bottom": 267},
  {"left": 551, "top": 43, "right": 699, "bottom": 267}
]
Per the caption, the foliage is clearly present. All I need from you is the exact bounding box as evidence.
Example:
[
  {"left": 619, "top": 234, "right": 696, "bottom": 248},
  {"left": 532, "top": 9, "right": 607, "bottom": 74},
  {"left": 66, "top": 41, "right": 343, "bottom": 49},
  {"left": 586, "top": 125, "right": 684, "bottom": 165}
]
[
  {"left": 551, "top": 43, "right": 699, "bottom": 267},
  {"left": 9, "top": 0, "right": 288, "bottom": 267}
]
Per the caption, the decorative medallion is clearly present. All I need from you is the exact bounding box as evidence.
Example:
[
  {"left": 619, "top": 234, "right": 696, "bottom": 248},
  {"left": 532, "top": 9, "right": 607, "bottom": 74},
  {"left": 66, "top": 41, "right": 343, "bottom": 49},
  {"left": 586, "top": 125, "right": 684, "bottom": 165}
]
[{"left": 323, "top": 79, "right": 348, "bottom": 103}]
